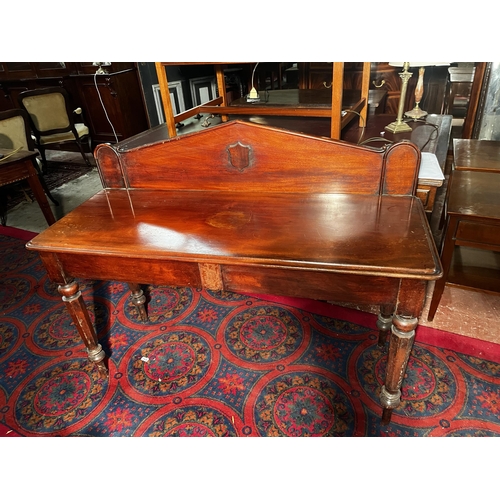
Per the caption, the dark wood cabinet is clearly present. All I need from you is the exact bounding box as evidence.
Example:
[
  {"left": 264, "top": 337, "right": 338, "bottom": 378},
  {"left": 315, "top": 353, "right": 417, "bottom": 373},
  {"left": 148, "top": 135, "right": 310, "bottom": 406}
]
[
  {"left": 0, "top": 62, "right": 149, "bottom": 147},
  {"left": 297, "top": 62, "right": 452, "bottom": 116},
  {"left": 297, "top": 62, "right": 405, "bottom": 114}
]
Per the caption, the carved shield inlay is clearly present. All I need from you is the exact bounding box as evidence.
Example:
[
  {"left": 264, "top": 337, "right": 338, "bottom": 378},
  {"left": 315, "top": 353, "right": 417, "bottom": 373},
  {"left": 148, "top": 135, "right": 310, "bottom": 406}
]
[{"left": 227, "top": 142, "right": 252, "bottom": 172}]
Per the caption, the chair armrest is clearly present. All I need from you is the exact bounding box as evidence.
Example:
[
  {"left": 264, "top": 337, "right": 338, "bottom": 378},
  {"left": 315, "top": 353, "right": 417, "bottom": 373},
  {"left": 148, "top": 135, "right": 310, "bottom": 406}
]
[{"left": 73, "top": 107, "right": 84, "bottom": 124}]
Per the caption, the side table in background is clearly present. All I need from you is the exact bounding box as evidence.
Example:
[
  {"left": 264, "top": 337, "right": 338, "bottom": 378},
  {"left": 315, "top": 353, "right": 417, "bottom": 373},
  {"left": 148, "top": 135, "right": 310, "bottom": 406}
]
[{"left": 0, "top": 149, "right": 56, "bottom": 227}]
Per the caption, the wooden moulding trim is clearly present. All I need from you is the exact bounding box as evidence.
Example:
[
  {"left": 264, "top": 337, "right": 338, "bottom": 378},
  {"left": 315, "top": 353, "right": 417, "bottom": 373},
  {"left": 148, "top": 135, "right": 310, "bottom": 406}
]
[
  {"left": 382, "top": 141, "right": 421, "bottom": 196},
  {"left": 94, "top": 143, "right": 126, "bottom": 189}
]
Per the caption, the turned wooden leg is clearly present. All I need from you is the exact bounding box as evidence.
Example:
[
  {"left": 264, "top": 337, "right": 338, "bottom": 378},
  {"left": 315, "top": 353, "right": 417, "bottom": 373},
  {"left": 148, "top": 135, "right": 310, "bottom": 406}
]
[
  {"left": 58, "top": 281, "right": 108, "bottom": 376},
  {"left": 377, "top": 304, "right": 394, "bottom": 347},
  {"left": 380, "top": 315, "right": 417, "bottom": 425},
  {"left": 127, "top": 283, "right": 148, "bottom": 322}
]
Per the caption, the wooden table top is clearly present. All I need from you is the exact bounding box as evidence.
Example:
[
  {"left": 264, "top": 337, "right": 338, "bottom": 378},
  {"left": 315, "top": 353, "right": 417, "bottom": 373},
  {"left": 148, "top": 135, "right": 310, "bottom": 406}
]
[
  {"left": 453, "top": 139, "right": 500, "bottom": 172},
  {"left": 27, "top": 189, "right": 440, "bottom": 279},
  {"left": 448, "top": 170, "right": 500, "bottom": 219},
  {"left": 0, "top": 148, "right": 37, "bottom": 166},
  {"left": 230, "top": 89, "right": 387, "bottom": 109}
]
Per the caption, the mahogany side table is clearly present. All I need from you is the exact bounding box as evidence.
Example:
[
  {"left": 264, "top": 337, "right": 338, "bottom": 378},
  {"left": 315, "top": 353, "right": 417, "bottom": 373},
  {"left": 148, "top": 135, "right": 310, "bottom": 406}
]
[
  {"left": 427, "top": 170, "right": 500, "bottom": 321},
  {"left": 0, "top": 148, "right": 56, "bottom": 226},
  {"left": 453, "top": 139, "right": 500, "bottom": 172}
]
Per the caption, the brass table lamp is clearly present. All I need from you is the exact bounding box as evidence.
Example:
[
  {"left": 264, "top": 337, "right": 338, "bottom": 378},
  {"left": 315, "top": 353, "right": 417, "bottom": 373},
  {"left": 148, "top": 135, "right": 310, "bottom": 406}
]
[{"left": 385, "top": 62, "right": 413, "bottom": 133}]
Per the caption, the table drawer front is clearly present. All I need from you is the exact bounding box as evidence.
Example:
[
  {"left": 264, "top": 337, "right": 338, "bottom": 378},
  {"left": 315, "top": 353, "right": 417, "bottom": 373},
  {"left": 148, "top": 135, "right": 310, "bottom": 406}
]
[
  {"left": 456, "top": 220, "right": 500, "bottom": 249},
  {"left": 416, "top": 188, "right": 430, "bottom": 209},
  {"left": 417, "top": 186, "right": 438, "bottom": 212},
  {"left": 222, "top": 265, "right": 399, "bottom": 304},
  {"left": 56, "top": 253, "right": 203, "bottom": 287}
]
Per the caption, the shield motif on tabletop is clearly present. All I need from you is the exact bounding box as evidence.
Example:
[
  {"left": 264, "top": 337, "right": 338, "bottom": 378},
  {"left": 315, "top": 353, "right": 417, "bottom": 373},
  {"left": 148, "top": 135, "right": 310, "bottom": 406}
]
[{"left": 227, "top": 142, "right": 252, "bottom": 172}]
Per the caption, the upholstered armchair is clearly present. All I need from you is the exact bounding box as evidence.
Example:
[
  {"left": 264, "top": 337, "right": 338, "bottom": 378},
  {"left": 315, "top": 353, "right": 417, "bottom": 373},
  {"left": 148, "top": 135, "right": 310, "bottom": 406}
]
[{"left": 17, "top": 87, "right": 92, "bottom": 173}]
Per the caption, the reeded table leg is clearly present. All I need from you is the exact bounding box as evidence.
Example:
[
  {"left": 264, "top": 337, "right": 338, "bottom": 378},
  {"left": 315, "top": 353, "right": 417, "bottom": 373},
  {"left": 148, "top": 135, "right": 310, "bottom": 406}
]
[
  {"left": 380, "top": 314, "right": 417, "bottom": 425},
  {"left": 58, "top": 281, "right": 108, "bottom": 377},
  {"left": 377, "top": 304, "right": 394, "bottom": 347},
  {"left": 128, "top": 283, "right": 148, "bottom": 322}
]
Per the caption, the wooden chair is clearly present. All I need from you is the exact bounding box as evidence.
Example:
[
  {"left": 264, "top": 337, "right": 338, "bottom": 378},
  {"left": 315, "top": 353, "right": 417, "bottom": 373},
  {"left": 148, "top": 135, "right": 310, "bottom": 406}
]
[
  {"left": 17, "top": 87, "right": 92, "bottom": 173},
  {"left": 0, "top": 108, "right": 58, "bottom": 223}
]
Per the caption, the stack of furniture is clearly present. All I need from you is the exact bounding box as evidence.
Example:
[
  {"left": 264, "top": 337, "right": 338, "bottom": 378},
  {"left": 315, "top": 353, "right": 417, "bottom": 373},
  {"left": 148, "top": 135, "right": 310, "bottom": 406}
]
[
  {"left": 0, "top": 62, "right": 149, "bottom": 146},
  {"left": 428, "top": 139, "right": 500, "bottom": 320},
  {"left": 154, "top": 62, "right": 372, "bottom": 140},
  {"left": 0, "top": 108, "right": 57, "bottom": 226},
  {"left": 342, "top": 113, "right": 452, "bottom": 218}
]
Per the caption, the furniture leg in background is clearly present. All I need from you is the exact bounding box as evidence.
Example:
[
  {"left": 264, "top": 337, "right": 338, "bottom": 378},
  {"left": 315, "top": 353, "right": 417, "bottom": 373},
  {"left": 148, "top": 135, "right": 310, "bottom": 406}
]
[{"left": 128, "top": 282, "right": 148, "bottom": 322}]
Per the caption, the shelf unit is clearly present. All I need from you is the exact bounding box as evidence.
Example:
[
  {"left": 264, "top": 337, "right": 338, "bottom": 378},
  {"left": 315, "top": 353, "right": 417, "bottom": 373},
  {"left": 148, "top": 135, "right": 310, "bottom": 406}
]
[
  {"left": 427, "top": 168, "right": 500, "bottom": 320},
  {"left": 154, "top": 62, "right": 370, "bottom": 140}
]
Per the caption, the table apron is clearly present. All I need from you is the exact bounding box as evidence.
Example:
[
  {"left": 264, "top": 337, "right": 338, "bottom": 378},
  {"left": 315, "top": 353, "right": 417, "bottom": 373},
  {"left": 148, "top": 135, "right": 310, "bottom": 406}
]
[
  {"left": 455, "top": 218, "right": 500, "bottom": 249},
  {"left": 222, "top": 264, "right": 400, "bottom": 305},
  {"left": 0, "top": 160, "right": 31, "bottom": 187},
  {"left": 41, "top": 252, "right": 407, "bottom": 306}
]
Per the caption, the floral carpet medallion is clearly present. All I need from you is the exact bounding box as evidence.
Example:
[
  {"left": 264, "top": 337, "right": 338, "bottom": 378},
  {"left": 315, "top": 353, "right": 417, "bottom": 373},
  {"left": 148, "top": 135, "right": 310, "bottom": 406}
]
[
  {"left": 13, "top": 357, "right": 108, "bottom": 434},
  {"left": 254, "top": 372, "right": 356, "bottom": 436},
  {"left": 223, "top": 305, "right": 305, "bottom": 364},
  {"left": 126, "top": 328, "right": 212, "bottom": 400}
]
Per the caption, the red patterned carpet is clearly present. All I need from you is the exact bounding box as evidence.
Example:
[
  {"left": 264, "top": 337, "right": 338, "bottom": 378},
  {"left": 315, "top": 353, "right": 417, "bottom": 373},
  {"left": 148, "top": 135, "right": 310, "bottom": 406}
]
[{"left": 1, "top": 225, "right": 500, "bottom": 437}]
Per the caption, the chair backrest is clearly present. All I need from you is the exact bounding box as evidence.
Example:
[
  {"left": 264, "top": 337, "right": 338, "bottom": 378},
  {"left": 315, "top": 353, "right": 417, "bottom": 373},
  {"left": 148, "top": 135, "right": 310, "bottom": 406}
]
[
  {"left": 17, "top": 87, "right": 76, "bottom": 137},
  {"left": 0, "top": 108, "right": 35, "bottom": 151}
]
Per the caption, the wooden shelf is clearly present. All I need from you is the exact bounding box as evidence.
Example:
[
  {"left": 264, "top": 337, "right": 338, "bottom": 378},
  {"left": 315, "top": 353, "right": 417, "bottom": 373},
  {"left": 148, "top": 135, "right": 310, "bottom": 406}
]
[
  {"left": 154, "top": 62, "right": 370, "bottom": 140},
  {"left": 447, "top": 246, "right": 500, "bottom": 294}
]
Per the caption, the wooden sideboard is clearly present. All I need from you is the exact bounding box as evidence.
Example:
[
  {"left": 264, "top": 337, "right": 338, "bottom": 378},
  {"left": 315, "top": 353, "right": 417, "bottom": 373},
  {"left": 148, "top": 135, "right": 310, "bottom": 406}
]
[
  {"left": 26, "top": 120, "right": 442, "bottom": 425},
  {"left": 0, "top": 62, "right": 150, "bottom": 146},
  {"left": 217, "top": 113, "right": 451, "bottom": 216}
]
